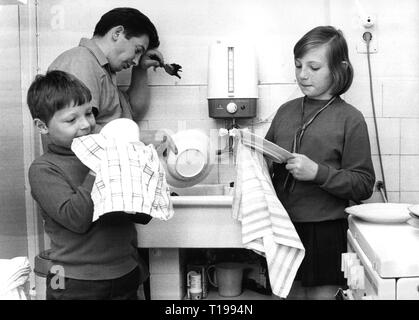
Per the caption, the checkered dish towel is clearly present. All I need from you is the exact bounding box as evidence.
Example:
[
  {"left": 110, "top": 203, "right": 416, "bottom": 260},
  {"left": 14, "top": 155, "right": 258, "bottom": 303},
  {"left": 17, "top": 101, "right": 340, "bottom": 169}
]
[
  {"left": 71, "top": 134, "right": 174, "bottom": 222},
  {"left": 232, "top": 141, "right": 305, "bottom": 298}
]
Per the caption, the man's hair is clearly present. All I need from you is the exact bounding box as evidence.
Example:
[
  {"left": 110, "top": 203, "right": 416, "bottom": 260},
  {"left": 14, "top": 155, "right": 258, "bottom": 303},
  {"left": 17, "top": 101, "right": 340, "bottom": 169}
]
[
  {"left": 27, "top": 70, "right": 92, "bottom": 125},
  {"left": 294, "top": 25, "right": 354, "bottom": 96},
  {"left": 93, "top": 7, "right": 160, "bottom": 49}
]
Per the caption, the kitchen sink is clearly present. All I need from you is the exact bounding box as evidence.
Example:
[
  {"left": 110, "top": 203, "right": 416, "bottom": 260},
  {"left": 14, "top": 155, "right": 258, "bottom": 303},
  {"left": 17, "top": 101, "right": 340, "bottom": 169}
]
[
  {"left": 170, "top": 183, "right": 228, "bottom": 196},
  {"left": 136, "top": 183, "right": 243, "bottom": 248}
]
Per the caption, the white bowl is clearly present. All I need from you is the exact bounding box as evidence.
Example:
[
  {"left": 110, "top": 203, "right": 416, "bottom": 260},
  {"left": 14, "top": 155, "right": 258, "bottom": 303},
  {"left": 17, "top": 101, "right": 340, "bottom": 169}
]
[
  {"left": 100, "top": 118, "right": 140, "bottom": 142},
  {"left": 163, "top": 129, "right": 212, "bottom": 188}
]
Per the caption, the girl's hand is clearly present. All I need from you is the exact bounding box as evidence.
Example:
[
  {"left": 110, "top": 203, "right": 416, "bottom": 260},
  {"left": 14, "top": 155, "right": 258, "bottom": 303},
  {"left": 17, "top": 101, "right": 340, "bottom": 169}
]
[{"left": 285, "top": 153, "right": 318, "bottom": 181}]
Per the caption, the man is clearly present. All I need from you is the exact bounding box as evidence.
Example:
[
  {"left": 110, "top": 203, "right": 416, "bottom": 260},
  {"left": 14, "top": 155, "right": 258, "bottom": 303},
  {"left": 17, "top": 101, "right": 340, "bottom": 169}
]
[{"left": 49, "top": 7, "right": 162, "bottom": 130}]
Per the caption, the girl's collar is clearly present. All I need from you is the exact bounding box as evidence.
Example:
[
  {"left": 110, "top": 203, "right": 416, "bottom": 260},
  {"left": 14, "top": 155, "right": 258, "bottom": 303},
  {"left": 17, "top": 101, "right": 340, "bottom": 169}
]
[{"left": 304, "top": 95, "right": 341, "bottom": 104}]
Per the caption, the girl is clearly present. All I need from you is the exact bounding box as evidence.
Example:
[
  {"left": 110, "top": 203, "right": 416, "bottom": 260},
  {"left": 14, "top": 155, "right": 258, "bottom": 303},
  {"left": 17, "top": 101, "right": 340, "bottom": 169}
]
[{"left": 265, "top": 26, "right": 375, "bottom": 299}]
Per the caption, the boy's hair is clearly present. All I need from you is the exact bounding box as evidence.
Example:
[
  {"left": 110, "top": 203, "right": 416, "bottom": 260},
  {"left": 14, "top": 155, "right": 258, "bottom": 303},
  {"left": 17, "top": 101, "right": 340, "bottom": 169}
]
[
  {"left": 27, "top": 70, "right": 92, "bottom": 125},
  {"left": 93, "top": 7, "right": 160, "bottom": 50},
  {"left": 293, "top": 25, "right": 354, "bottom": 96}
]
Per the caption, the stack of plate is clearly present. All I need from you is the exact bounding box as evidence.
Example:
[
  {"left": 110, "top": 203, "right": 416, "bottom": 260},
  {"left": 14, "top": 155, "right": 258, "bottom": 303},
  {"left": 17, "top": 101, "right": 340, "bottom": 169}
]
[
  {"left": 407, "top": 205, "right": 419, "bottom": 228},
  {"left": 344, "top": 203, "right": 412, "bottom": 223},
  {"left": 236, "top": 130, "right": 293, "bottom": 163}
]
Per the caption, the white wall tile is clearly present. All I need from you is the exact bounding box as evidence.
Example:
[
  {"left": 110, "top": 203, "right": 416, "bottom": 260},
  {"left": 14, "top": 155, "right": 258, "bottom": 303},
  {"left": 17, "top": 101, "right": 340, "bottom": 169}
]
[
  {"left": 401, "top": 119, "right": 419, "bottom": 155},
  {"left": 363, "top": 191, "right": 400, "bottom": 204},
  {"left": 372, "top": 155, "right": 399, "bottom": 192},
  {"left": 400, "top": 156, "right": 419, "bottom": 191},
  {"left": 147, "top": 86, "right": 204, "bottom": 120},
  {"left": 344, "top": 79, "right": 382, "bottom": 118},
  {"left": 400, "top": 192, "right": 419, "bottom": 205},
  {"left": 382, "top": 79, "right": 419, "bottom": 118},
  {"left": 365, "top": 118, "right": 400, "bottom": 155},
  {"left": 260, "top": 84, "right": 302, "bottom": 122}
]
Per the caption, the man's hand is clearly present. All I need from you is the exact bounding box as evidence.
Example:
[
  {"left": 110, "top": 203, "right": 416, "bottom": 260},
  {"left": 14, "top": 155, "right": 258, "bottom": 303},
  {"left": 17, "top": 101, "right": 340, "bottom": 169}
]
[
  {"left": 139, "top": 49, "right": 164, "bottom": 70},
  {"left": 285, "top": 153, "right": 318, "bottom": 181},
  {"left": 140, "top": 129, "right": 178, "bottom": 156},
  {"left": 155, "top": 130, "right": 178, "bottom": 157}
]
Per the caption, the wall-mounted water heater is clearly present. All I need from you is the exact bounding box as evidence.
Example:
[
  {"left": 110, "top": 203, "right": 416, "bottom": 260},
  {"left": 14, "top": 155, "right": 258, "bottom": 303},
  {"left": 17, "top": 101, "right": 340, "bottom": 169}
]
[{"left": 207, "top": 40, "right": 258, "bottom": 119}]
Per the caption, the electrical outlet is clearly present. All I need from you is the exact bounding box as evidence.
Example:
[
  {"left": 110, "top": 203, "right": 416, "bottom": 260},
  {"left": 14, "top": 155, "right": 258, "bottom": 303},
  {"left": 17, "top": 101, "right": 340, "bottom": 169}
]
[
  {"left": 356, "top": 28, "right": 378, "bottom": 53},
  {"left": 356, "top": 14, "right": 378, "bottom": 54},
  {"left": 356, "top": 31, "right": 378, "bottom": 54}
]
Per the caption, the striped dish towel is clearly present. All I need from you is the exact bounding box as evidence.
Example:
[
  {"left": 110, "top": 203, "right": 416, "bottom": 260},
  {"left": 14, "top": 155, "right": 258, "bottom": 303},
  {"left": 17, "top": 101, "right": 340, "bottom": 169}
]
[
  {"left": 71, "top": 134, "right": 174, "bottom": 222},
  {"left": 232, "top": 141, "right": 305, "bottom": 298}
]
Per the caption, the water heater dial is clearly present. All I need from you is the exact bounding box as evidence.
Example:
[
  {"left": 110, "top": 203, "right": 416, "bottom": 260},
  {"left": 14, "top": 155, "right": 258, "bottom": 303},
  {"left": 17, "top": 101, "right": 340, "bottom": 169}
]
[{"left": 226, "top": 102, "right": 238, "bottom": 114}]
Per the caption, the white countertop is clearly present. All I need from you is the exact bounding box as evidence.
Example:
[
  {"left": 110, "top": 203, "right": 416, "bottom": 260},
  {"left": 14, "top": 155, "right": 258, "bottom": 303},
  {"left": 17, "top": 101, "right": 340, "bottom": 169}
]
[{"left": 348, "top": 215, "right": 419, "bottom": 278}]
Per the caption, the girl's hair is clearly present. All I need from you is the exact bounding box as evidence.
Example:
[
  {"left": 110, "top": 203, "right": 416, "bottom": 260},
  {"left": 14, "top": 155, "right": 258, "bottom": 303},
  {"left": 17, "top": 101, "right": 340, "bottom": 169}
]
[
  {"left": 294, "top": 26, "right": 354, "bottom": 96},
  {"left": 27, "top": 70, "right": 92, "bottom": 125},
  {"left": 93, "top": 7, "right": 160, "bottom": 50}
]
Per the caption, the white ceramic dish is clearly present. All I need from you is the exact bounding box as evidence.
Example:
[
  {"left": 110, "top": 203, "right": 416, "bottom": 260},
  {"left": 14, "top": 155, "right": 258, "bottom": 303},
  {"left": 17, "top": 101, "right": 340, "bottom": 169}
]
[
  {"left": 407, "top": 218, "right": 419, "bottom": 229},
  {"left": 239, "top": 130, "right": 293, "bottom": 163},
  {"left": 101, "top": 118, "right": 140, "bottom": 142},
  {"left": 408, "top": 204, "right": 419, "bottom": 218},
  {"left": 162, "top": 129, "right": 212, "bottom": 188},
  {"left": 345, "top": 203, "right": 412, "bottom": 223},
  {"left": 409, "top": 211, "right": 419, "bottom": 219}
]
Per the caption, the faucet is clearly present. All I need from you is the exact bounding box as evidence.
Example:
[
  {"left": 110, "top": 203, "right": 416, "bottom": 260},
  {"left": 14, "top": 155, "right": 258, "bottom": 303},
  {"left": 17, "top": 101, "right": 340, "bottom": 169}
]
[{"left": 216, "top": 119, "right": 240, "bottom": 155}]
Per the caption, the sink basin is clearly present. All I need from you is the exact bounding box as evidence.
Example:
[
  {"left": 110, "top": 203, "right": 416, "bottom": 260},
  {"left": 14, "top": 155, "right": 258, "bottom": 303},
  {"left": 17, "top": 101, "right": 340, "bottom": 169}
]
[
  {"left": 168, "top": 183, "right": 234, "bottom": 206},
  {"left": 136, "top": 183, "right": 242, "bottom": 248},
  {"left": 170, "top": 183, "right": 228, "bottom": 196}
]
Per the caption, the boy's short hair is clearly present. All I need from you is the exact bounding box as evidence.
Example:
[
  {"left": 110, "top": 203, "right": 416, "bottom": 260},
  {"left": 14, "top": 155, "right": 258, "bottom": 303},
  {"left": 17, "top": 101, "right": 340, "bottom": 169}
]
[
  {"left": 293, "top": 25, "right": 354, "bottom": 96},
  {"left": 93, "top": 7, "right": 160, "bottom": 50},
  {"left": 27, "top": 70, "right": 92, "bottom": 125}
]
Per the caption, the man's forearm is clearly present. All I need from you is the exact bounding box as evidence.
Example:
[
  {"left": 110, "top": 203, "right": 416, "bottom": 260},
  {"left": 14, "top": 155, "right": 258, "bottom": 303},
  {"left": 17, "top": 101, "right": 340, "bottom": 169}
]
[{"left": 127, "top": 66, "right": 150, "bottom": 121}]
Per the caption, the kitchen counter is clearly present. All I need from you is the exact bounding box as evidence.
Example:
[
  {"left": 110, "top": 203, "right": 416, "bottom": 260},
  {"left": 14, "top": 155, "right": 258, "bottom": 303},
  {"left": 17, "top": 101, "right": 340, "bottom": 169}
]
[
  {"left": 348, "top": 215, "right": 419, "bottom": 278},
  {"left": 135, "top": 185, "right": 247, "bottom": 299},
  {"left": 136, "top": 195, "right": 243, "bottom": 248}
]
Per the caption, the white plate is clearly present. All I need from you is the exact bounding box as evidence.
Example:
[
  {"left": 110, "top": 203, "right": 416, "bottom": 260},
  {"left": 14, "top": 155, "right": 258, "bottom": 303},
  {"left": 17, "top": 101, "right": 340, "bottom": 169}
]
[
  {"left": 239, "top": 131, "right": 293, "bottom": 163},
  {"left": 407, "top": 218, "right": 419, "bottom": 229},
  {"left": 162, "top": 129, "right": 212, "bottom": 188},
  {"left": 345, "top": 203, "right": 412, "bottom": 223},
  {"left": 408, "top": 204, "right": 419, "bottom": 218}
]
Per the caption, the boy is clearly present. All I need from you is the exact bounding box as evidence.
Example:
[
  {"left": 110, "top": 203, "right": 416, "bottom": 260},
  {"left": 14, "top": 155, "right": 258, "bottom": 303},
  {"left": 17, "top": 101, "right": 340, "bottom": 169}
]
[{"left": 27, "top": 70, "right": 150, "bottom": 300}]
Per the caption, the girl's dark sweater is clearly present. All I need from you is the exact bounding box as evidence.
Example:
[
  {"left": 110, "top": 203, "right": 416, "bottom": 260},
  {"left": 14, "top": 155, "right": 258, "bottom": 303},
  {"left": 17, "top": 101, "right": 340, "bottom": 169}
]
[{"left": 265, "top": 96, "right": 375, "bottom": 222}]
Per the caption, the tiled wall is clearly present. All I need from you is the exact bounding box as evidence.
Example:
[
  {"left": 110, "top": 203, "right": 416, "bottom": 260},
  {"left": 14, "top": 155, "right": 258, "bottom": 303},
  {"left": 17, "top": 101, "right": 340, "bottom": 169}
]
[{"left": 35, "top": 0, "right": 419, "bottom": 203}]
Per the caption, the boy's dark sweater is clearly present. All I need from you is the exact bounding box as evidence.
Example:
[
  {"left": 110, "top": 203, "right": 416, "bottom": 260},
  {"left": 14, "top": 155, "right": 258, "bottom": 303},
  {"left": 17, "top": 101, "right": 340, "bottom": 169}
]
[{"left": 29, "top": 144, "right": 140, "bottom": 280}]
